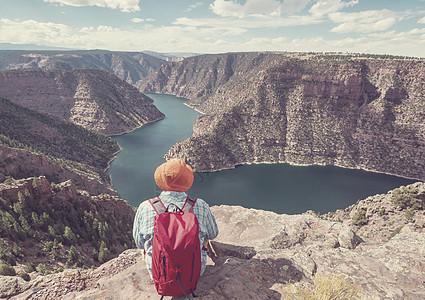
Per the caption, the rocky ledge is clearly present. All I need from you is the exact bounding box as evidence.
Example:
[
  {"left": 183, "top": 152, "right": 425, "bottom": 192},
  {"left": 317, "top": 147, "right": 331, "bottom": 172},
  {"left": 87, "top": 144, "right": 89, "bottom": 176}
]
[{"left": 4, "top": 181, "right": 424, "bottom": 299}]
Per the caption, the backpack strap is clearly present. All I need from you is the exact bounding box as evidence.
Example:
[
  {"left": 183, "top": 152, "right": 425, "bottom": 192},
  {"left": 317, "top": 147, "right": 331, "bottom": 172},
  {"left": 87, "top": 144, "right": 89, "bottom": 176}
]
[
  {"left": 149, "top": 197, "right": 166, "bottom": 215},
  {"left": 182, "top": 196, "right": 197, "bottom": 213}
]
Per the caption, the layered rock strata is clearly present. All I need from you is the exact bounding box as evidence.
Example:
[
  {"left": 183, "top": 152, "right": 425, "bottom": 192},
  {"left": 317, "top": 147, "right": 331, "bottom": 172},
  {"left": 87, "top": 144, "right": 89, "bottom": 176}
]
[
  {"left": 0, "top": 69, "right": 165, "bottom": 135},
  {"left": 139, "top": 53, "right": 425, "bottom": 181}
]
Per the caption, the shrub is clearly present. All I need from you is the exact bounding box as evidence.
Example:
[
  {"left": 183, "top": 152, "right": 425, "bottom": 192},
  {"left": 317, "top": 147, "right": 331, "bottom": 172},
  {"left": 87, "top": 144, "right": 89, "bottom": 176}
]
[
  {"left": 388, "top": 226, "right": 403, "bottom": 240},
  {"left": 405, "top": 208, "right": 415, "bottom": 221},
  {"left": 284, "top": 273, "right": 363, "bottom": 300},
  {"left": 19, "top": 272, "right": 30, "bottom": 281},
  {"left": 0, "top": 261, "right": 16, "bottom": 276},
  {"left": 378, "top": 208, "right": 385, "bottom": 217},
  {"left": 391, "top": 186, "right": 422, "bottom": 210},
  {"left": 352, "top": 210, "right": 368, "bottom": 226},
  {"left": 25, "top": 262, "right": 36, "bottom": 273},
  {"left": 36, "top": 263, "right": 46, "bottom": 275}
]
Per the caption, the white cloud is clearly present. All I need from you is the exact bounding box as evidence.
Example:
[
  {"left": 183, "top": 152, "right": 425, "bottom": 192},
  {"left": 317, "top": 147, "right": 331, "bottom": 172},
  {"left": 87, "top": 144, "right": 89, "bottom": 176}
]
[
  {"left": 282, "top": 0, "right": 312, "bottom": 13},
  {"left": 1, "top": 15, "right": 424, "bottom": 58},
  {"left": 186, "top": 2, "right": 204, "bottom": 12},
  {"left": 173, "top": 14, "right": 324, "bottom": 30},
  {"left": 418, "top": 16, "right": 425, "bottom": 24},
  {"left": 309, "top": 0, "right": 358, "bottom": 16},
  {"left": 210, "top": 0, "right": 282, "bottom": 18},
  {"left": 131, "top": 18, "right": 145, "bottom": 23},
  {"left": 42, "top": 0, "right": 140, "bottom": 12},
  {"left": 329, "top": 9, "right": 400, "bottom": 33},
  {"left": 131, "top": 18, "right": 155, "bottom": 23},
  {"left": 0, "top": 19, "right": 73, "bottom": 45}
]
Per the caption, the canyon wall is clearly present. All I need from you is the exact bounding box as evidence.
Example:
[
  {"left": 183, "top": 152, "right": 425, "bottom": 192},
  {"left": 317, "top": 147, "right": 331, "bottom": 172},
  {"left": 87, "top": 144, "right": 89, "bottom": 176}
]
[
  {"left": 0, "top": 96, "right": 120, "bottom": 191},
  {"left": 139, "top": 53, "right": 425, "bottom": 180},
  {"left": 0, "top": 50, "right": 165, "bottom": 85},
  {"left": 0, "top": 69, "right": 165, "bottom": 135}
]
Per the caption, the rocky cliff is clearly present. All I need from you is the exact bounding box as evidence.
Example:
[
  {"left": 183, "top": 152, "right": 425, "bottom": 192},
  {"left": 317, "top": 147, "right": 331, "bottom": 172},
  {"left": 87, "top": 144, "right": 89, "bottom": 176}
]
[
  {"left": 139, "top": 53, "right": 425, "bottom": 181},
  {"left": 0, "top": 146, "right": 115, "bottom": 196},
  {"left": 0, "top": 50, "right": 165, "bottom": 85},
  {"left": 0, "top": 68, "right": 165, "bottom": 135},
  {"left": 3, "top": 181, "right": 424, "bottom": 299}
]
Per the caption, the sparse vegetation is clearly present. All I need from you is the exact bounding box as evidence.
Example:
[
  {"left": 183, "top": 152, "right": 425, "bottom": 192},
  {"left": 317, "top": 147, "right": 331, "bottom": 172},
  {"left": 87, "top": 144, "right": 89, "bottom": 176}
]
[
  {"left": 284, "top": 273, "right": 364, "bottom": 300},
  {"left": 19, "top": 272, "right": 30, "bottom": 281},
  {"left": 352, "top": 210, "right": 368, "bottom": 226},
  {"left": 388, "top": 226, "right": 403, "bottom": 240},
  {"left": 0, "top": 176, "right": 135, "bottom": 274},
  {"left": 405, "top": 208, "right": 415, "bottom": 221},
  {"left": 391, "top": 186, "right": 422, "bottom": 210},
  {"left": 0, "top": 261, "right": 16, "bottom": 276}
]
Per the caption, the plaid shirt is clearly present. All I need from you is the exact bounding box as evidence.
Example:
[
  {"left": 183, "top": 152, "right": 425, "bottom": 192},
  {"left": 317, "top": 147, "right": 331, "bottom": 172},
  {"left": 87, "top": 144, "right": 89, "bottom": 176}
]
[{"left": 133, "top": 191, "right": 219, "bottom": 278}]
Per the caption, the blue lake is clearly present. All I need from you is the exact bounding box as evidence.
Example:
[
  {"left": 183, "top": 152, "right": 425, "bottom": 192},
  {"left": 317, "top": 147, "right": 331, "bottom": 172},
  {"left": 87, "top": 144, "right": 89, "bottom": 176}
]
[{"left": 108, "top": 94, "right": 416, "bottom": 214}]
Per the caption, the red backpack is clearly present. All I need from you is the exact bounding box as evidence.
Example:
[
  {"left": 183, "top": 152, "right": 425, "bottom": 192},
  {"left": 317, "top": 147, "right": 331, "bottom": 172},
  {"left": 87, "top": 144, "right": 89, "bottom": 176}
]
[{"left": 149, "top": 196, "right": 201, "bottom": 299}]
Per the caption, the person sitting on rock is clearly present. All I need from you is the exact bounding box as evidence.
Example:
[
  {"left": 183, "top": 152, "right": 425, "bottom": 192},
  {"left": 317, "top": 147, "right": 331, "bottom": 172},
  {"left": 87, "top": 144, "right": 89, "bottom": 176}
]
[{"left": 133, "top": 158, "right": 219, "bottom": 279}]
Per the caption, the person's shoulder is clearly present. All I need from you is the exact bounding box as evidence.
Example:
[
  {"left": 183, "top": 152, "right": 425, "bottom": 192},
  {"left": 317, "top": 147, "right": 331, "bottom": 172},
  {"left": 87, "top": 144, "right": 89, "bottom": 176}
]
[
  {"left": 137, "top": 198, "right": 157, "bottom": 210},
  {"left": 192, "top": 197, "right": 210, "bottom": 207}
]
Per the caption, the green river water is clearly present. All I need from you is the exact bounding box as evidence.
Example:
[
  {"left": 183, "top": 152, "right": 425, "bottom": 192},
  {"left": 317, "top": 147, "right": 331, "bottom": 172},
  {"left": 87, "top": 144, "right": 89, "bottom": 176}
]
[{"left": 108, "top": 94, "right": 415, "bottom": 214}]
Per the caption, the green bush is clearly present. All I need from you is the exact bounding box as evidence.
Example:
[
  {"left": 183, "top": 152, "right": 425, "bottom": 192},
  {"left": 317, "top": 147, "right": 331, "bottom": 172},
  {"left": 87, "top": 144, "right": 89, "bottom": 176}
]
[
  {"left": 0, "top": 261, "right": 16, "bottom": 276},
  {"left": 378, "top": 208, "right": 385, "bottom": 217},
  {"left": 352, "top": 210, "right": 368, "bottom": 226},
  {"left": 391, "top": 186, "right": 422, "bottom": 210},
  {"left": 405, "top": 208, "right": 415, "bottom": 220},
  {"left": 25, "top": 262, "right": 36, "bottom": 273},
  {"left": 388, "top": 226, "right": 403, "bottom": 240},
  {"left": 19, "top": 272, "right": 30, "bottom": 281},
  {"left": 36, "top": 263, "right": 46, "bottom": 275}
]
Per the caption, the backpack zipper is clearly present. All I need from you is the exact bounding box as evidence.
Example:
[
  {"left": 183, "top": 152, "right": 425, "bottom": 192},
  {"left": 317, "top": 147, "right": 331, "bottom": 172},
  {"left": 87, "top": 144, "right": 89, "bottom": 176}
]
[
  {"left": 162, "top": 255, "right": 167, "bottom": 282},
  {"left": 190, "top": 252, "right": 195, "bottom": 282}
]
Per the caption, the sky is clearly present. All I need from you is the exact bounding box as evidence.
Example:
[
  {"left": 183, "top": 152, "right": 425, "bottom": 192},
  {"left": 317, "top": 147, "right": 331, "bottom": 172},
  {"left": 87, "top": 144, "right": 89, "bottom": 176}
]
[{"left": 0, "top": 0, "right": 425, "bottom": 57}]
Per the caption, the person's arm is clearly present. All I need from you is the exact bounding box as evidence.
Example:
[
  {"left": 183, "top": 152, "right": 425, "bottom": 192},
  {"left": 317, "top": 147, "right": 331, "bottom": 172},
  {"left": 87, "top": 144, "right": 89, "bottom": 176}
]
[
  {"left": 133, "top": 203, "right": 147, "bottom": 249},
  {"left": 204, "top": 204, "right": 219, "bottom": 240}
]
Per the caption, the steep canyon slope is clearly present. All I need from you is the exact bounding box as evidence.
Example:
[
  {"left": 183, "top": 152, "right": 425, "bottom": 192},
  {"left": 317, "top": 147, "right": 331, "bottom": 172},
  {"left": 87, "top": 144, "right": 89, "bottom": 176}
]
[
  {"left": 139, "top": 52, "right": 425, "bottom": 180},
  {"left": 0, "top": 97, "right": 119, "bottom": 194},
  {"left": 0, "top": 69, "right": 165, "bottom": 135}
]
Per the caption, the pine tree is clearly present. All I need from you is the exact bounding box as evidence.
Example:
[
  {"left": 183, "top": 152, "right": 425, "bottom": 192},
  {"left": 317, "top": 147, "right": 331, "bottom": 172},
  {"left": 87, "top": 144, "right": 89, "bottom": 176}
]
[
  {"left": 68, "top": 245, "right": 79, "bottom": 264},
  {"left": 98, "top": 241, "right": 110, "bottom": 263},
  {"left": 63, "top": 226, "right": 76, "bottom": 244}
]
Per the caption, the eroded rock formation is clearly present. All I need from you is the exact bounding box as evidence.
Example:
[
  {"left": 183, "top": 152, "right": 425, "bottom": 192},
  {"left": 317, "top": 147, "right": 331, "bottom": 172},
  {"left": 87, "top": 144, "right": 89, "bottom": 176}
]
[
  {"left": 139, "top": 53, "right": 425, "bottom": 181},
  {"left": 0, "top": 69, "right": 164, "bottom": 135}
]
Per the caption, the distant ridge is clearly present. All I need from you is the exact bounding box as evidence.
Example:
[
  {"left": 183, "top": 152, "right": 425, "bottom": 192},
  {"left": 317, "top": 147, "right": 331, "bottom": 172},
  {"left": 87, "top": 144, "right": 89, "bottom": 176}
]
[
  {"left": 0, "top": 49, "right": 166, "bottom": 85},
  {"left": 0, "top": 43, "right": 71, "bottom": 51}
]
